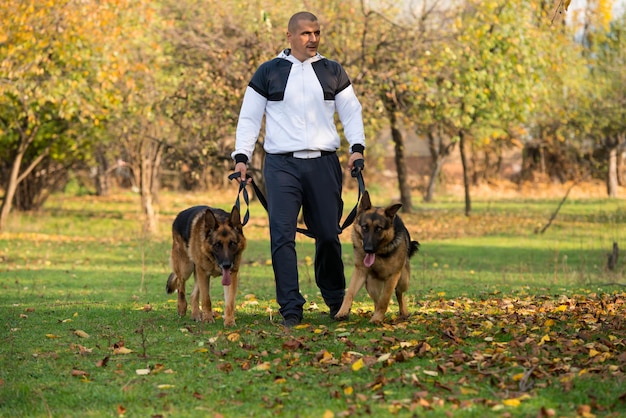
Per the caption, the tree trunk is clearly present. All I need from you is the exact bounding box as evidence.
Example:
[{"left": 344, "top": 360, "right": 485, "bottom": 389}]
[
  {"left": 0, "top": 128, "right": 41, "bottom": 232},
  {"left": 94, "top": 146, "right": 110, "bottom": 197},
  {"left": 459, "top": 130, "right": 472, "bottom": 216},
  {"left": 388, "top": 108, "right": 413, "bottom": 213},
  {"left": 424, "top": 132, "right": 456, "bottom": 203},
  {"left": 0, "top": 158, "right": 21, "bottom": 233},
  {"left": 607, "top": 142, "right": 618, "bottom": 198},
  {"left": 139, "top": 137, "right": 164, "bottom": 235},
  {"left": 425, "top": 157, "right": 444, "bottom": 203},
  {"left": 615, "top": 133, "right": 625, "bottom": 187}
]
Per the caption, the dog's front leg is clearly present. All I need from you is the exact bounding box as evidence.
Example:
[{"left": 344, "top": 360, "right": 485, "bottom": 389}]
[
  {"left": 369, "top": 272, "right": 401, "bottom": 323},
  {"left": 195, "top": 267, "right": 214, "bottom": 323},
  {"left": 223, "top": 272, "right": 238, "bottom": 327},
  {"left": 334, "top": 267, "right": 367, "bottom": 320}
]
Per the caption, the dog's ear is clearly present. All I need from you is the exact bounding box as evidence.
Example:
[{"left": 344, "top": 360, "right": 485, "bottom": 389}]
[
  {"left": 359, "top": 190, "right": 372, "bottom": 212},
  {"left": 229, "top": 205, "right": 243, "bottom": 230},
  {"left": 203, "top": 208, "right": 217, "bottom": 234},
  {"left": 384, "top": 203, "right": 402, "bottom": 218}
]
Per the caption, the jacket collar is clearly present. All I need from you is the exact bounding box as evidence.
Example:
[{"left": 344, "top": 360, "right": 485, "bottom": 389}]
[{"left": 278, "top": 48, "right": 324, "bottom": 64}]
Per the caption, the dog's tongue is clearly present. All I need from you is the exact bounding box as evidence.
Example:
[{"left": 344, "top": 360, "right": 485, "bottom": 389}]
[
  {"left": 363, "top": 253, "right": 376, "bottom": 268},
  {"left": 221, "top": 268, "right": 232, "bottom": 286}
]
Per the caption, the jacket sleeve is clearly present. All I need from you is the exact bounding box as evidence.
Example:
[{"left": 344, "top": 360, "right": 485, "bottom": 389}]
[
  {"left": 232, "top": 86, "right": 268, "bottom": 162},
  {"left": 335, "top": 85, "right": 365, "bottom": 151}
]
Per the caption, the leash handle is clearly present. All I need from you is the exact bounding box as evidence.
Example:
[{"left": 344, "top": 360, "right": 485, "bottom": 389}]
[
  {"left": 340, "top": 159, "right": 365, "bottom": 232},
  {"left": 228, "top": 171, "right": 268, "bottom": 227}
]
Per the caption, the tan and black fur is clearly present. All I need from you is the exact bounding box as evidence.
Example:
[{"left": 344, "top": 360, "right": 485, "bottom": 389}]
[
  {"left": 334, "top": 191, "right": 419, "bottom": 323},
  {"left": 166, "top": 205, "right": 246, "bottom": 327}
]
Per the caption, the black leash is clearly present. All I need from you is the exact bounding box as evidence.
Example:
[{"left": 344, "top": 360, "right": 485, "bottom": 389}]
[
  {"left": 227, "top": 172, "right": 268, "bottom": 226},
  {"left": 228, "top": 159, "right": 365, "bottom": 236}
]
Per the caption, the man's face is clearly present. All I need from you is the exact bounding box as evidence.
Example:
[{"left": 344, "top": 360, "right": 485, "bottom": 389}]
[{"left": 287, "top": 18, "right": 321, "bottom": 62}]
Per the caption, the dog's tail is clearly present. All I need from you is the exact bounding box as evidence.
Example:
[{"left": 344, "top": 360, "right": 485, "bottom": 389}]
[
  {"left": 166, "top": 273, "right": 178, "bottom": 294},
  {"left": 408, "top": 240, "right": 420, "bottom": 258}
]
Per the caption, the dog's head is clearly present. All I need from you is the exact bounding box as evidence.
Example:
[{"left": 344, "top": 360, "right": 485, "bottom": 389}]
[
  {"left": 355, "top": 191, "right": 402, "bottom": 266},
  {"left": 202, "top": 206, "right": 246, "bottom": 285}
]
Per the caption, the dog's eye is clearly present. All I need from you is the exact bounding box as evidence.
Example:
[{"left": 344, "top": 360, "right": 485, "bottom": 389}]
[
  {"left": 214, "top": 242, "right": 223, "bottom": 249},
  {"left": 229, "top": 241, "right": 237, "bottom": 249},
  {"left": 375, "top": 226, "right": 383, "bottom": 232},
  {"left": 361, "top": 225, "right": 368, "bottom": 232}
]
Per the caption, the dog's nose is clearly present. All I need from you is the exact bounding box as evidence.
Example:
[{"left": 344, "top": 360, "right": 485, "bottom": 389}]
[{"left": 220, "top": 262, "right": 233, "bottom": 270}]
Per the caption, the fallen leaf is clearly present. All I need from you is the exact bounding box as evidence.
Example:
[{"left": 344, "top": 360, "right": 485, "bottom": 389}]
[
  {"left": 96, "top": 356, "right": 110, "bottom": 367},
  {"left": 73, "top": 330, "right": 90, "bottom": 338},
  {"left": 503, "top": 398, "right": 521, "bottom": 407},
  {"left": 352, "top": 358, "right": 365, "bottom": 371},
  {"left": 71, "top": 369, "right": 89, "bottom": 377},
  {"left": 251, "top": 362, "right": 271, "bottom": 371}
]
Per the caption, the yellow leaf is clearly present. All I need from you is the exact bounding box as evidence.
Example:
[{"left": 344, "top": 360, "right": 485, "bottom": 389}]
[
  {"left": 274, "top": 377, "right": 286, "bottom": 384},
  {"left": 73, "top": 330, "right": 90, "bottom": 338},
  {"left": 344, "top": 386, "right": 353, "bottom": 395},
  {"left": 351, "top": 358, "right": 365, "bottom": 371},
  {"left": 294, "top": 324, "right": 309, "bottom": 330},
  {"left": 460, "top": 387, "right": 478, "bottom": 395},
  {"left": 114, "top": 347, "right": 133, "bottom": 355},
  {"left": 555, "top": 305, "right": 567, "bottom": 312},
  {"left": 503, "top": 398, "right": 521, "bottom": 407},
  {"left": 323, "top": 410, "right": 334, "bottom": 418},
  {"left": 45, "top": 334, "right": 59, "bottom": 339},
  {"left": 538, "top": 335, "right": 551, "bottom": 346},
  {"left": 227, "top": 333, "right": 240, "bottom": 342},
  {"left": 589, "top": 349, "right": 600, "bottom": 358},
  {"left": 157, "top": 384, "right": 175, "bottom": 389},
  {"left": 194, "top": 348, "right": 208, "bottom": 353},
  {"left": 544, "top": 319, "right": 555, "bottom": 327},
  {"left": 251, "top": 362, "right": 271, "bottom": 371},
  {"left": 423, "top": 370, "right": 438, "bottom": 377},
  {"left": 512, "top": 372, "right": 525, "bottom": 381}
]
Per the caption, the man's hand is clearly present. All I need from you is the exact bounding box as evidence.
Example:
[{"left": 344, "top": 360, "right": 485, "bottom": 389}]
[
  {"left": 234, "top": 162, "right": 251, "bottom": 184},
  {"left": 348, "top": 152, "right": 364, "bottom": 172}
]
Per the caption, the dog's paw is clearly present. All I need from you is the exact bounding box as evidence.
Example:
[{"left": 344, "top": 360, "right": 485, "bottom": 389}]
[
  {"left": 223, "top": 318, "right": 236, "bottom": 327},
  {"left": 202, "top": 313, "right": 215, "bottom": 323},
  {"left": 334, "top": 310, "right": 350, "bottom": 321},
  {"left": 369, "top": 313, "right": 385, "bottom": 324}
]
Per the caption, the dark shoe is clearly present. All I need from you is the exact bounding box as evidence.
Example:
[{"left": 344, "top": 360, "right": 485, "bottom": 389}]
[
  {"left": 329, "top": 304, "right": 348, "bottom": 321},
  {"left": 281, "top": 315, "right": 301, "bottom": 328}
]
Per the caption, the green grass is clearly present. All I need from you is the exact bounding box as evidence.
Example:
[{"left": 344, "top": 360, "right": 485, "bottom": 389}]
[{"left": 1, "top": 190, "right": 625, "bottom": 417}]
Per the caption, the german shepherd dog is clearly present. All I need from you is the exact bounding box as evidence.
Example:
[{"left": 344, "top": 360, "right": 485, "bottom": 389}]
[
  {"left": 166, "top": 205, "right": 246, "bottom": 327},
  {"left": 334, "top": 191, "right": 419, "bottom": 323}
]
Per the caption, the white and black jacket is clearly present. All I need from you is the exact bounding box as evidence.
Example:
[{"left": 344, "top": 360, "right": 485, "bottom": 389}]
[{"left": 232, "top": 49, "right": 365, "bottom": 163}]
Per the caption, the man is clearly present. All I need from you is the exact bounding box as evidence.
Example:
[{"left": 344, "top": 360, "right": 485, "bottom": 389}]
[{"left": 232, "top": 11, "right": 365, "bottom": 327}]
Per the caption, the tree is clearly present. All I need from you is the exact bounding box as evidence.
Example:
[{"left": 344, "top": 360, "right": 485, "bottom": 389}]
[
  {"left": 417, "top": 0, "right": 542, "bottom": 215},
  {"left": 578, "top": 7, "right": 626, "bottom": 197},
  {"left": 0, "top": 0, "right": 119, "bottom": 231}
]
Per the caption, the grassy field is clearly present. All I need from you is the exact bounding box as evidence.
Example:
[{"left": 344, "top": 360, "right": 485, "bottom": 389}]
[{"left": 1, "top": 186, "right": 625, "bottom": 417}]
